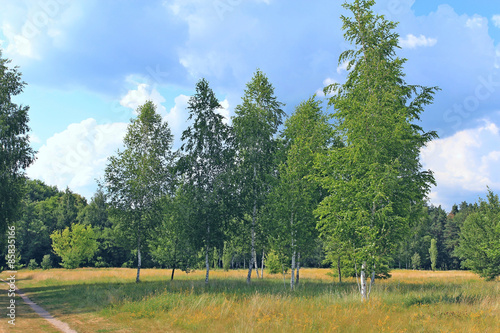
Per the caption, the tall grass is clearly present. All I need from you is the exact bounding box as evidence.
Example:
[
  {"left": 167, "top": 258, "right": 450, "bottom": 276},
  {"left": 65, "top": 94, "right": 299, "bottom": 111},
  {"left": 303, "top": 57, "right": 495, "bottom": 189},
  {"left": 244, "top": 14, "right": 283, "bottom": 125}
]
[{"left": 2, "top": 268, "right": 498, "bottom": 332}]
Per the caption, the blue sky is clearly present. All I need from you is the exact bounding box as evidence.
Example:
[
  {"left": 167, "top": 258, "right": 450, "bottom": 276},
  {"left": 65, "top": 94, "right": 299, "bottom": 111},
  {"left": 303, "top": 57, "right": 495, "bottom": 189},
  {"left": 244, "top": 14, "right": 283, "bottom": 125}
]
[{"left": 1, "top": 0, "right": 499, "bottom": 211}]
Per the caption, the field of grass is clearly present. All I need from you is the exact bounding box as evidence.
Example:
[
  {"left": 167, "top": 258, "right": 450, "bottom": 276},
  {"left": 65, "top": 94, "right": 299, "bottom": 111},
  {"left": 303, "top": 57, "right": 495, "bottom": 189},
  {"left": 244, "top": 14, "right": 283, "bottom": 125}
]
[{"left": 0, "top": 268, "right": 498, "bottom": 332}]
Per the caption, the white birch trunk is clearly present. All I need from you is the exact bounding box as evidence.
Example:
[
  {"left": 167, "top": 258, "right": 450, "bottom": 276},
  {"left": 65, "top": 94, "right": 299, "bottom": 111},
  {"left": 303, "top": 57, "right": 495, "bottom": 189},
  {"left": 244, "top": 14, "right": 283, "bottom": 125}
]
[
  {"left": 136, "top": 234, "right": 141, "bottom": 283},
  {"left": 360, "top": 261, "right": 367, "bottom": 301},
  {"left": 246, "top": 200, "right": 257, "bottom": 284},
  {"left": 205, "top": 245, "right": 210, "bottom": 284},
  {"left": 205, "top": 224, "right": 210, "bottom": 284}
]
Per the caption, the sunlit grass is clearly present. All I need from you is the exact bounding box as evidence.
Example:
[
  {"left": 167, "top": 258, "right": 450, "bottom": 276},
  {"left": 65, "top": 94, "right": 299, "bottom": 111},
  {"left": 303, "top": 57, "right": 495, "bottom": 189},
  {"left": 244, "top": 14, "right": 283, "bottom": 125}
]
[{"left": 1, "top": 268, "right": 498, "bottom": 332}]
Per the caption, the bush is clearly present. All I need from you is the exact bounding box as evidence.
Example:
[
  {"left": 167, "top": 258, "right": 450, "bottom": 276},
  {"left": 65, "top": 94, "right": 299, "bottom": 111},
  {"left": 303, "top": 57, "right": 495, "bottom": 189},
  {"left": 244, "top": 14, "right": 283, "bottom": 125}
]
[
  {"left": 456, "top": 190, "right": 500, "bottom": 280},
  {"left": 50, "top": 223, "right": 98, "bottom": 269},
  {"left": 28, "top": 259, "right": 38, "bottom": 270},
  {"left": 41, "top": 254, "right": 52, "bottom": 270},
  {"left": 411, "top": 252, "right": 421, "bottom": 270},
  {"left": 265, "top": 250, "right": 288, "bottom": 274}
]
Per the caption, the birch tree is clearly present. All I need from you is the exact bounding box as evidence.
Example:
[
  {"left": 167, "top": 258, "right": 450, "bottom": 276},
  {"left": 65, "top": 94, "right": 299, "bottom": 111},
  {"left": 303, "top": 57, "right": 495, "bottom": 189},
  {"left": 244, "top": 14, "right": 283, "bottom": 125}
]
[
  {"left": 178, "top": 78, "right": 232, "bottom": 284},
  {"left": 233, "top": 69, "right": 285, "bottom": 284},
  {"left": 456, "top": 189, "right": 500, "bottom": 280},
  {"left": 0, "top": 50, "right": 36, "bottom": 244},
  {"left": 315, "top": 0, "right": 439, "bottom": 300},
  {"left": 104, "top": 101, "right": 174, "bottom": 283},
  {"left": 268, "top": 97, "right": 333, "bottom": 289}
]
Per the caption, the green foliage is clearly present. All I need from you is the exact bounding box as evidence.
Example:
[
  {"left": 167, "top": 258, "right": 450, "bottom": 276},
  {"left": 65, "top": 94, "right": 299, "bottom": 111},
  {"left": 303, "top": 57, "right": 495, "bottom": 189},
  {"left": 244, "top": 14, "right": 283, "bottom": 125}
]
[
  {"left": 265, "top": 249, "right": 288, "bottom": 274},
  {"left": 105, "top": 101, "right": 175, "bottom": 281},
  {"left": 429, "top": 238, "right": 438, "bottom": 271},
  {"left": 0, "top": 50, "right": 36, "bottom": 245},
  {"left": 267, "top": 97, "right": 334, "bottom": 275},
  {"left": 28, "top": 258, "right": 38, "bottom": 270},
  {"left": 178, "top": 78, "right": 233, "bottom": 281},
  {"left": 456, "top": 190, "right": 500, "bottom": 280},
  {"left": 222, "top": 241, "right": 232, "bottom": 271},
  {"left": 149, "top": 189, "right": 198, "bottom": 276},
  {"left": 233, "top": 69, "right": 285, "bottom": 281},
  {"left": 41, "top": 254, "right": 52, "bottom": 270},
  {"left": 411, "top": 252, "right": 421, "bottom": 270},
  {"left": 5, "top": 252, "right": 23, "bottom": 270},
  {"left": 50, "top": 223, "right": 98, "bottom": 269},
  {"left": 315, "top": 0, "right": 439, "bottom": 283}
]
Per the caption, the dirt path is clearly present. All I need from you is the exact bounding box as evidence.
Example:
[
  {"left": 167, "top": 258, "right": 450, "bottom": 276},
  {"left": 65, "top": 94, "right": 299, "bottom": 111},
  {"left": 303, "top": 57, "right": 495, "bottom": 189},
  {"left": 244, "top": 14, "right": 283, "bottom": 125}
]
[{"left": 1, "top": 279, "right": 78, "bottom": 333}]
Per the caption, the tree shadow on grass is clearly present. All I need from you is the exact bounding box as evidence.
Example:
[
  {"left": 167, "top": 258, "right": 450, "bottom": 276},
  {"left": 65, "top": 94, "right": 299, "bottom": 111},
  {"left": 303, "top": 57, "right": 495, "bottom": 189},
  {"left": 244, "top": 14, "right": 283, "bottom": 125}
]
[
  {"left": 17, "top": 277, "right": 359, "bottom": 315},
  {"left": 15, "top": 274, "right": 485, "bottom": 316}
]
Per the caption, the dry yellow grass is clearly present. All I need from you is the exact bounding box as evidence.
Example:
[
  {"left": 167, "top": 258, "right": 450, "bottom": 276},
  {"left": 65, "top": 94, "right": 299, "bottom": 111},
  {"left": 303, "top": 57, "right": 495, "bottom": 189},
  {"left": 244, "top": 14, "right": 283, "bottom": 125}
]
[{"left": 0, "top": 268, "right": 498, "bottom": 332}]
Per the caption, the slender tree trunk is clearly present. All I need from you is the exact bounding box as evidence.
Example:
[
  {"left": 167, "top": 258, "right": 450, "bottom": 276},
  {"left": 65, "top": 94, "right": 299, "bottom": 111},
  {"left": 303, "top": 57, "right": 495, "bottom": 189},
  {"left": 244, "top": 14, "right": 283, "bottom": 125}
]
[
  {"left": 290, "top": 212, "right": 295, "bottom": 290},
  {"left": 296, "top": 252, "right": 300, "bottom": 285},
  {"left": 337, "top": 256, "right": 342, "bottom": 283},
  {"left": 171, "top": 241, "right": 177, "bottom": 281},
  {"left": 261, "top": 249, "right": 265, "bottom": 279},
  {"left": 136, "top": 234, "right": 141, "bottom": 283},
  {"left": 205, "top": 224, "right": 210, "bottom": 284},
  {"left": 360, "top": 261, "right": 367, "bottom": 301},
  {"left": 247, "top": 200, "right": 257, "bottom": 283}
]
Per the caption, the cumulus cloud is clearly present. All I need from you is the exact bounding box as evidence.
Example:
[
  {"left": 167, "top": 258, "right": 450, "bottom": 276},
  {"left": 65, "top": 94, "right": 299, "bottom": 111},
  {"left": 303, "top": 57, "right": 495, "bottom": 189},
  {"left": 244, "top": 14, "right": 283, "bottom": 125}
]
[
  {"left": 336, "top": 61, "right": 349, "bottom": 74},
  {"left": 421, "top": 121, "right": 500, "bottom": 208},
  {"left": 0, "top": 1, "right": 80, "bottom": 60},
  {"left": 218, "top": 99, "right": 231, "bottom": 125},
  {"left": 27, "top": 118, "right": 128, "bottom": 199},
  {"left": 1, "top": 23, "right": 37, "bottom": 58},
  {"left": 466, "top": 16, "right": 487, "bottom": 29},
  {"left": 399, "top": 34, "right": 437, "bottom": 49},
  {"left": 164, "top": 94, "right": 190, "bottom": 147},
  {"left": 493, "top": 15, "right": 500, "bottom": 28},
  {"left": 120, "top": 83, "right": 167, "bottom": 116},
  {"left": 316, "top": 77, "right": 337, "bottom": 97}
]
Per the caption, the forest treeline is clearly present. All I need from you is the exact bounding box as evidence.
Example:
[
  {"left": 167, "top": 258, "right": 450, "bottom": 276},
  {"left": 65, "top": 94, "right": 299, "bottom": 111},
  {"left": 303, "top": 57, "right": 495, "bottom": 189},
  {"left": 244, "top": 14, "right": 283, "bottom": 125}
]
[{"left": 2, "top": 178, "right": 485, "bottom": 275}]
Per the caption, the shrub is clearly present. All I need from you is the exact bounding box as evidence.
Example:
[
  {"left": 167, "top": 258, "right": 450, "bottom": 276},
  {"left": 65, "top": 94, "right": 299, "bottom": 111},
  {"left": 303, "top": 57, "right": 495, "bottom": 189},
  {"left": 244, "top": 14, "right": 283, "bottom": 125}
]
[
  {"left": 266, "top": 250, "right": 288, "bottom": 274},
  {"left": 28, "top": 259, "right": 38, "bottom": 270},
  {"left": 411, "top": 252, "right": 421, "bottom": 270},
  {"left": 41, "top": 254, "right": 52, "bottom": 270},
  {"left": 50, "top": 223, "right": 98, "bottom": 269}
]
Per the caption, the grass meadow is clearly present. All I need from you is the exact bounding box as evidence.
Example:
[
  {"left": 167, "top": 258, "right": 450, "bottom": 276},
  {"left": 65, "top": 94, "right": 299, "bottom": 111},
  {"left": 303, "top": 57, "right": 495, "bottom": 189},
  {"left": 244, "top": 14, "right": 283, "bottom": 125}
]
[{"left": 0, "top": 268, "right": 498, "bottom": 332}]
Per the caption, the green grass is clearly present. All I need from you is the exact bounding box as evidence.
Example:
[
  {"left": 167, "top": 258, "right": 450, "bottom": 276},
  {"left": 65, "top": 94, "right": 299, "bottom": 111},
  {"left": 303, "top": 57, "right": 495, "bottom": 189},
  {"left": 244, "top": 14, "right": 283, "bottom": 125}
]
[{"left": 1, "top": 268, "right": 498, "bottom": 332}]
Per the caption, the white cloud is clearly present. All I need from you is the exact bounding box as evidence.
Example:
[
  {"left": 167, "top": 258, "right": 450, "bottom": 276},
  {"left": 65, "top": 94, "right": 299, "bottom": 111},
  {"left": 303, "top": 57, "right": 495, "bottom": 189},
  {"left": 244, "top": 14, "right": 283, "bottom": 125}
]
[
  {"left": 218, "top": 99, "right": 231, "bottom": 125},
  {"left": 120, "top": 83, "right": 167, "bottom": 116},
  {"left": 316, "top": 77, "right": 337, "bottom": 97},
  {"left": 1, "top": 23, "right": 37, "bottom": 58},
  {"left": 421, "top": 121, "right": 500, "bottom": 193},
  {"left": 0, "top": 1, "right": 82, "bottom": 59},
  {"left": 30, "top": 133, "right": 41, "bottom": 144},
  {"left": 399, "top": 34, "right": 437, "bottom": 49},
  {"left": 27, "top": 119, "right": 128, "bottom": 199},
  {"left": 493, "top": 15, "right": 500, "bottom": 28},
  {"left": 336, "top": 61, "right": 349, "bottom": 74},
  {"left": 164, "top": 94, "right": 190, "bottom": 145},
  {"left": 466, "top": 16, "right": 487, "bottom": 29}
]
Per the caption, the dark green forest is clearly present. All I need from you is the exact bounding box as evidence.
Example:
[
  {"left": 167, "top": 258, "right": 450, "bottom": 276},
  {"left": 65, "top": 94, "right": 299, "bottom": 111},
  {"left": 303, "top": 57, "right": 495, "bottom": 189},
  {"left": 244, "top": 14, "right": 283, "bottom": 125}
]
[{"left": 2, "top": 178, "right": 485, "bottom": 273}]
